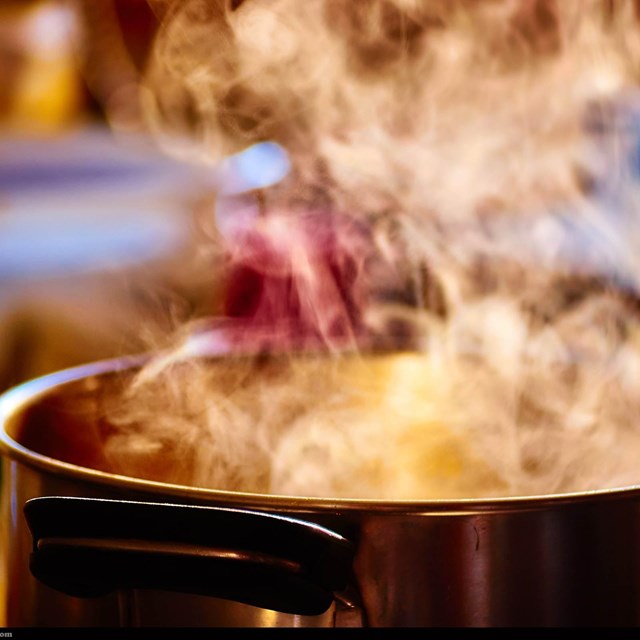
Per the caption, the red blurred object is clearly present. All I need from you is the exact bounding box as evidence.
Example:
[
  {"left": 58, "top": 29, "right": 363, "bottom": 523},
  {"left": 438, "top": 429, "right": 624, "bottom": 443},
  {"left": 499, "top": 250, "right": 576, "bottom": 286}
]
[
  {"left": 110, "top": 0, "right": 158, "bottom": 70},
  {"left": 74, "top": 0, "right": 160, "bottom": 126},
  {"left": 223, "top": 210, "right": 373, "bottom": 351}
]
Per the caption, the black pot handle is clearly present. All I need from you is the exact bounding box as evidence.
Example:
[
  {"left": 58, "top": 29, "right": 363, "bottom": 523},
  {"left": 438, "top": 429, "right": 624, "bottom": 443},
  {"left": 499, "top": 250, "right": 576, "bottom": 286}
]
[{"left": 24, "top": 496, "right": 355, "bottom": 616}]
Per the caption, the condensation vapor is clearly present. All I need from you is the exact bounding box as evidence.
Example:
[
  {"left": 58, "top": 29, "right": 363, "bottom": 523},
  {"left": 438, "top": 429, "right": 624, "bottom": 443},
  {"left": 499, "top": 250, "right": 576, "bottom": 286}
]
[{"left": 105, "top": 0, "right": 640, "bottom": 499}]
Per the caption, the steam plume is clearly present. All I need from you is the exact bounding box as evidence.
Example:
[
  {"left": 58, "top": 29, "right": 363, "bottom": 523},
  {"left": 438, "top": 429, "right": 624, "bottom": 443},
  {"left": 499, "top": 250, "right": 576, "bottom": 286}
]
[{"left": 105, "top": 0, "right": 640, "bottom": 499}]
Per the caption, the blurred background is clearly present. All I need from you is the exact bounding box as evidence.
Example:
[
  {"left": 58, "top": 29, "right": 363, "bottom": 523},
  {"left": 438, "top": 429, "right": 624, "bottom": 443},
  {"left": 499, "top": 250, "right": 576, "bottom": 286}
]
[
  {"left": 0, "top": 0, "right": 225, "bottom": 393},
  {"left": 0, "top": 0, "right": 236, "bottom": 619}
]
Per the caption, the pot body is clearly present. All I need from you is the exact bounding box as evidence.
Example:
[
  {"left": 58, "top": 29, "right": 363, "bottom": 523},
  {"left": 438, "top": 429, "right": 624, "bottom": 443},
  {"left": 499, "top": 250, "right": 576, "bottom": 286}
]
[
  {"left": 1, "top": 462, "right": 339, "bottom": 627},
  {"left": 3, "top": 359, "right": 640, "bottom": 627}
]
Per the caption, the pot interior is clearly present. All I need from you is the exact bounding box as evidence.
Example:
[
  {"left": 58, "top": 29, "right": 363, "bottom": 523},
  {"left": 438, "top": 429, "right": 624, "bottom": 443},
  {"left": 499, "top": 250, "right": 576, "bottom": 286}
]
[
  {"left": 0, "top": 353, "right": 512, "bottom": 500},
  {"left": 4, "top": 366, "right": 137, "bottom": 476},
  {"left": 5, "top": 349, "right": 640, "bottom": 502}
]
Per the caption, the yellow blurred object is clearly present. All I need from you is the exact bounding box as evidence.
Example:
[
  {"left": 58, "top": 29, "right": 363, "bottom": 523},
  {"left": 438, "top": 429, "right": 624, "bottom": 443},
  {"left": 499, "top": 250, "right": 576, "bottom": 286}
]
[
  {"left": 0, "top": 0, "right": 83, "bottom": 132},
  {"left": 269, "top": 353, "right": 508, "bottom": 500},
  {"left": 350, "top": 353, "right": 508, "bottom": 499}
]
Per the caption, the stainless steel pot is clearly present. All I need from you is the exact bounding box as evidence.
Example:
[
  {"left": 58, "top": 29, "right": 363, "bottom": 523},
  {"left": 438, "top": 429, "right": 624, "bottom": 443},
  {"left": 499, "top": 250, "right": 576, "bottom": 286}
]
[{"left": 3, "top": 353, "right": 640, "bottom": 627}]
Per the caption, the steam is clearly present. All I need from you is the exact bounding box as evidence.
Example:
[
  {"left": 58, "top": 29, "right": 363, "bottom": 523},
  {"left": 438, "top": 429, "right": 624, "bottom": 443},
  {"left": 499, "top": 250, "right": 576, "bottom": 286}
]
[{"left": 104, "top": 0, "right": 640, "bottom": 499}]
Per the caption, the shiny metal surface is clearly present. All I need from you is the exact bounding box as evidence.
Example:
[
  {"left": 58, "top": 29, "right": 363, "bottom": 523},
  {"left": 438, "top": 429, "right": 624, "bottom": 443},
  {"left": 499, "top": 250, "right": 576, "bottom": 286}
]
[
  {"left": 0, "top": 462, "right": 335, "bottom": 627},
  {"left": 3, "top": 357, "right": 640, "bottom": 626}
]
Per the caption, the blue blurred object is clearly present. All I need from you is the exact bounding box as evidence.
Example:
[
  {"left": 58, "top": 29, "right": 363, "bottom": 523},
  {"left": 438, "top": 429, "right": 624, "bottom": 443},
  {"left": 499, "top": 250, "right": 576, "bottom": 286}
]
[
  {"left": 227, "top": 141, "right": 290, "bottom": 192},
  {"left": 0, "top": 127, "right": 204, "bottom": 201},
  {"left": 0, "top": 128, "right": 209, "bottom": 281},
  {"left": 0, "top": 203, "right": 184, "bottom": 280},
  {"left": 215, "top": 141, "right": 290, "bottom": 196}
]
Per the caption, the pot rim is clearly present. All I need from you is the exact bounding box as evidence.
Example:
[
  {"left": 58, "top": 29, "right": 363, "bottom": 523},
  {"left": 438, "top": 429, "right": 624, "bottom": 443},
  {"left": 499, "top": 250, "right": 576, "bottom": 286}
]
[{"left": 2, "top": 354, "right": 640, "bottom": 514}]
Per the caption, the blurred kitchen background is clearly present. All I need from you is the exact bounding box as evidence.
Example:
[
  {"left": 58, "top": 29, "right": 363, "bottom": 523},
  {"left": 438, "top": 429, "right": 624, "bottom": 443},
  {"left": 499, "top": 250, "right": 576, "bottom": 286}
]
[
  {"left": 0, "top": 0, "right": 228, "bottom": 393},
  {"left": 0, "top": 0, "right": 237, "bottom": 621}
]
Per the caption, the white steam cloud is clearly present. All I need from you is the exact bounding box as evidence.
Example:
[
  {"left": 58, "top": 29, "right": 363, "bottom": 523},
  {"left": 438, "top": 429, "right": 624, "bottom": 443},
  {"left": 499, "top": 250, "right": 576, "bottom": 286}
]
[{"left": 104, "top": 0, "right": 640, "bottom": 499}]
